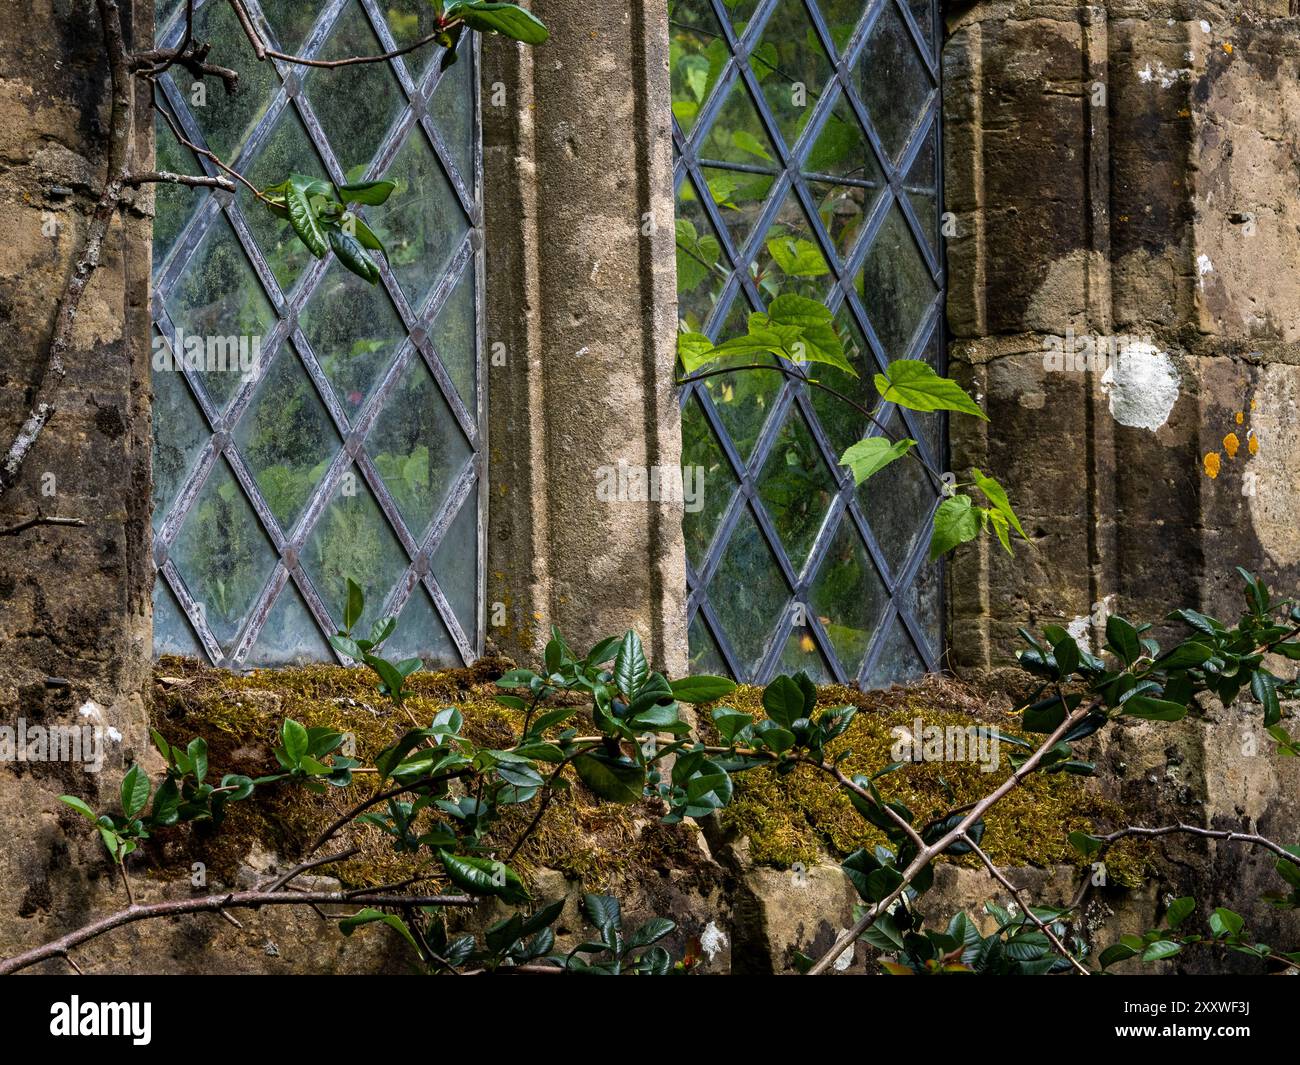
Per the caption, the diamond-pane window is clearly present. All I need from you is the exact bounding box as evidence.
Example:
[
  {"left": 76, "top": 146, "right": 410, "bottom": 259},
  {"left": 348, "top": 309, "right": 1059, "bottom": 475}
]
[
  {"left": 672, "top": 0, "right": 944, "bottom": 685},
  {"left": 151, "top": 0, "right": 484, "bottom": 669}
]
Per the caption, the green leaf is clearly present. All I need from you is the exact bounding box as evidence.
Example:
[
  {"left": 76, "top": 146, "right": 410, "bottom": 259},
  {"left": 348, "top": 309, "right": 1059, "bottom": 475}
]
[
  {"left": 343, "top": 577, "right": 364, "bottom": 632},
  {"left": 668, "top": 675, "right": 737, "bottom": 704},
  {"left": 282, "top": 719, "right": 309, "bottom": 765},
  {"left": 448, "top": 2, "right": 550, "bottom": 45},
  {"left": 765, "top": 293, "right": 854, "bottom": 375},
  {"left": 120, "top": 764, "right": 150, "bottom": 819},
  {"left": 1165, "top": 896, "right": 1196, "bottom": 929},
  {"left": 1251, "top": 670, "right": 1281, "bottom": 726},
  {"left": 583, "top": 893, "right": 622, "bottom": 932},
  {"left": 1209, "top": 907, "right": 1244, "bottom": 938},
  {"left": 339, "top": 908, "right": 422, "bottom": 953},
  {"left": 971, "top": 468, "right": 1026, "bottom": 542},
  {"left": 1105, "top": 615, "right": 1141, "bottom": 666},
  {"left": 328, "top": 226, "right": 380, "bottom": 284},
  {"left": 59, "top": 795, "right": 97, "bottom": 820},
  {"left": 677, "top": 331, "right": 717, "bottom": 374},
  {"left": 186, "top": 737, "right": 208, "bottom": 784},
  {"left": 573, "top": 751, "right": 645, "bottom": 804},
  {"left": 765, "top": 235, "right": 829, "bottom": 278},
  {"left": 285, "top": 178, "right": 328, "bottom": 258},
  {"left": 929, "top": 494, "right": 981, "bottom": 560},
  {"left": 1098, "top": 942, "right": 1139, "bottom": 968},
  {"left": 1122, "top": 696, "right": 1188, "bottom": 722},
  {"left": 1067, "top": 831, "right": 1103, "bottom": 858},
  {"left": 875, "top": 360, "right": 987, "bottom": 420},
  {"left": 840, "top": 436, "right": 915, "bottom": 485},
  {"left": 336, "top": 179, "right": 396, "bottom": 205},
  {"left": 438, "top": 851, "right": 530, "bottom": 903},
  {"left": 613, "top": 631, "right": 649, "bottom": 698},
  {"left": 762, "top": 674, "right": 805, "bottom": 729}
]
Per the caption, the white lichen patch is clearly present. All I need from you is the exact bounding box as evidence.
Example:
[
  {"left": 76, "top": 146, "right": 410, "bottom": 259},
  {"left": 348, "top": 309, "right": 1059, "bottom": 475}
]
[
  {"left": 1100, "top": 343, "right": 1180, "bottom": 431},
  {"left": 700, "top": 920, "right": 728, "bottom": 961},
  {"left": 1138, "top": 62, "right": 1191, "bottom": 89}
]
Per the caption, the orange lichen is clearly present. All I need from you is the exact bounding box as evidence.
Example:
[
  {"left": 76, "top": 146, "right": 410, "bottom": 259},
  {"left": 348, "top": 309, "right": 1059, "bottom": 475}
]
[
  {"left": 1204, "top": 452, "right": 1221, "bottom": 479},
  {"left": 1248, "top": 431, "right": 1259, "bottom": 456},
  {"left": 1223, "top": 432, "right": 1240, "bottom": 458}
]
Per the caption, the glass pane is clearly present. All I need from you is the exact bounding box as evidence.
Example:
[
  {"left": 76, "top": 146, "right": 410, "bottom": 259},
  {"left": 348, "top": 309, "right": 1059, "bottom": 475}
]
[
  {"left": 163, "top": 217, "right": 277, "bottom": 413},
  {"left": 810, "top": 513, "right": 889, "bottom": 675},
  {"left": 904, "top": 118, "right": 939, "bottom": 257},
  {"left": 756, "top": 411, "right": 837, "bottom": 573},
  {"left": 860, "top": 414, "right": 940, "bottom": 577},
  {"left": 153, "top": 578, "right": 206, "bottom": 659},
  {"left": 681, "top": 396, "right": 736, "bottom": 572},
  {"left": 779, "top": 623, "right": 832, "bottom": 682},
  {"left": 305, "top": 1, "right": 406, "bottom": 177},
  {"left": 170, "top": 458, "right": 277, "bottom": 650},
  {"left": 855, "top": 2, "right": 933, "bottom": 165},
  {"left": 384, "top": 587, "right": 459, "bottom": 663},
  {"left": 384, "top": 0, "right": 444, "bottom": 78},
  {"left": 374, "top": 127, "right": 470, "bottom": 309},
  {"left": 814, "top": 0, "right": 868, "bottom": 57},
  {"left": 688, "top": 612, "right": 731, "bottom": 677},
  {"left": 250, "top": 580, "right": 333, "bottom": 665},
  {"left": 366, "top": 355, "right": 473, "bottom": 541},
  {"left": 432, "top": 497, "right": 478, "bottom": 638},
  {"left": 857, "top": 202, "right": 937, "bottom": 361},
  {"left": 696, "top": 79, "right": 780, "bottom": 166},
  {"left": 151, "top": 342, "right": 209, "bottom": 532},
  {"left": 675, "top": 173, "right": 733, "bottom": 331},
  {"left": 233, "top": 349, "right": 339, "bottom": 532},
  {"left": 259, "top": 0, "right": 321, "bottom": 54},
  {"left": 808, "top": 304, "right": 880, "bottom": 457},
  {"left": 238, "top": 105, "right": 330, "bottom": 295},
  {"left": 668, "top": 0, "right": 729, "bottom": 135},
  {"left": 867, "top": 616, "right": 925, "bottom": 688},
  {"left": 430, "top": 264, "right": 477, "bottom": 408},
  {"left": 707, "top": 506, "right": 789, "bottom": 674},
  {"left": 299, "top": 262, "right": 406, "bottom": 418},
  {"left": 902, "top": 552, "right": 943, "bottom": 663},
  {"left": 429, "top": 50, "right": 476, "bottom": 179},
  {"left": 750, "top": 0, "right": 834, "bottom": 148},
  {"left": 301, "top": 464, "right": 411, "bottom": 634},
  {"left": 753, "top": 191, "right": 831, "bottom": 303},
  {"left": 152, "top": 110, "right": 201, "bottom": 269},
  {"left": 183, "top": 0, "right": 279, "bottom": 162}
]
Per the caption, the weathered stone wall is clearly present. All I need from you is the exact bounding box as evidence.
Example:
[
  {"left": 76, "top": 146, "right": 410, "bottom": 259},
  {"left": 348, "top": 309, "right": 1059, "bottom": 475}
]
[
  {"left": 943, "top": 0, "right": 1300, "bottom": 969},
  {"left": 0, "top": 0, "right": 154, "bottom": 958}
]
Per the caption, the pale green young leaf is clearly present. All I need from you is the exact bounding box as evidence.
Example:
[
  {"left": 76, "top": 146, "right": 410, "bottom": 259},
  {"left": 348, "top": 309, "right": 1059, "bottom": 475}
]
[
  {"left": 930, "top": 494, "right": 982, "bottom": 560},
  {"left": 875, "top": 360, "right": 987, "bottom": 420},
  {"left": 840, "top": 436, "right": 915, "bottom": 485}
]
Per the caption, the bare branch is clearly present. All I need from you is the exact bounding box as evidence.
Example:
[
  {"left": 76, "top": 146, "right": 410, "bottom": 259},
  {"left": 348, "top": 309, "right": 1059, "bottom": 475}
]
[
  {"left": 0, "top": 515, "right": 86, "bottom": 537},
  {"left": 125, "top": 170, "right": 236, "bottom": 192},
  {"left": 0, "top": 889, "right": 476, "bottom": 975},
  {"left": 1096, "top": 822, "right": 1298, "bottom": 865},
  {"left": 258, "top": 846, "right": 360, "bottom": 893}
]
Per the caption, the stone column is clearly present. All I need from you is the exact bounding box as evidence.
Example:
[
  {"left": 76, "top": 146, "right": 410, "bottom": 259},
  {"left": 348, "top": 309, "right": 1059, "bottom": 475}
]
[{"left": 482, "top": 0, "right": 688, "bottom": 674}]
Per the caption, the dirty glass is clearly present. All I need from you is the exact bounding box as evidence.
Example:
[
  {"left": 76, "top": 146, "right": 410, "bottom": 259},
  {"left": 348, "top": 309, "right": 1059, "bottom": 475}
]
[
  {"left": 672, "top": 0, "right": 944, "bottom": 683},
  {"left": 150, "top": 0, "right": 482, "bottom": 668}
]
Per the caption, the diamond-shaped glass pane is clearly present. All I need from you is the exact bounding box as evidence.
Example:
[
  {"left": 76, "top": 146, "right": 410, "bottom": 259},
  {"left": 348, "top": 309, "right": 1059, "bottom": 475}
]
[
  {"left": 757, "top": 411, "right": 837, "bottom": 573},
  {"left": 151, "top": 342, "right": 209, "bottom": 532},
  {"left": 815, "top": 0, "right": 869, "bottom": 56},
  {"left": 301, "top": 464, "right": 410, "bottom": 634},
  {"left": 374, "top": 127, "right": 469, "bottom": 309},
  {"left": 867, "top": 616, "right": 925, "bottom": 688},
  {"left": 905, "top": 119, "right": 939, "bottom": 257},
  {"left": 860, "top": 415, "right": 940, "bottom": 577},
  {"left": 856, "top": 3, "right": 934, "bottom": 164},
  {"left": 703, "top": 164, "right": 774, "bottom": 260},
  {"left": 749, "top": 0, "right": 834, "bottom": 147},
  {"left": 233, "top": 349, "right": 339, "bottom": 531},
  {"left": 700, "top": 351, "right": 781, "bottom": 463},
  {"left": 754, "top": 192, "right": 832, "bottom": 301},
  {"left": 366, "top": 355, "right": 472, "bottom": 540},
  {"left": 384, "top": 0, "right": 445, "bottom": 78},
  {"left": 250, "top": 579, "right": 333, "bottom": 665},
  {"left": 696, "top": 78, "right": 780, "bottom": 166},
  {"left": 906, "top": 0, "right": 936, "bottom": 50},
  {"left": 305, "top": 1, "right": 406, "bottom": 176},
  {"left": 810, "top": 513, "right": 889, "bottom": 675},
  {"left": 171, "top": 458, "right": 277, "bottom": 650},
  {"left": 432, "top": 497, "right": 478, "bottom": 640},
  {"left": 903, "top": 552, "right": 942, "bottom": 662},
  {"left": 668, "top": 0, "right": 729, "bottom": 135},
  {"left": 300, "top": 262, "right": 406, "bottom": 418},
  {"left": 857, "top": 202, "right": 937, "bottom": 360},
  {"left": 163, "top": 217, "right": 276, "bottom": 413},
  {"left": 688, "top": 612, "right": 731, "bottom": 676},
  {"left": 808, "top": 304, "right": 881, "bottom": 456},
  {"left": 707, "top": 506, "right": 789, "bottom": 674},
  {"left": 779, "top": 624, "right": 832, "bottom": 682},
  {"left": 429, "top": 54, "right": 476, "bottom": 180},
  {"left": 238, "top": 105, "right": 330, "bottom": 295},
  {"left": 152, "top": 110, "right": 202, "bottom": 268},
  {"left": 384, "top": 586, "right": 458, "bottom": 663},
  {"left": 676, "top": 174, "right": 733, "bottom": 331},
  {"left": 180, "top": 0, "right": 279, "bottom": 162},
  {"left": 681, "top": 395, "right": 737, "bottom": 571},
  {"left": 431, "top": 264, "right": 477, "bottom": 408},
  {"left": 259, "top": 0, "right": 321, "bottom": 54},
  {"left": 153, "top": 578, "right": 206, "bottom": 659}
]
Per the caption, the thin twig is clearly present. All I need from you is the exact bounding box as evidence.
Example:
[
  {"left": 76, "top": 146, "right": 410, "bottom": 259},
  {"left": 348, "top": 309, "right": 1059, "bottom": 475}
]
[
  {"left": 125, "top": 170, "right": 236, "bottom": 192},
  {"left": 259, "top": 846, "right": 360, "bottom": 893},
  {"left": 0, "top": 516, "right": 86, "bottom": 536}
]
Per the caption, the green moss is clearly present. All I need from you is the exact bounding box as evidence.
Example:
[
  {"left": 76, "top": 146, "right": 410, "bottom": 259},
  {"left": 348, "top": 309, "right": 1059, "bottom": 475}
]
[
  {"left": 145, "top": 661, "right": 1148, "bottom": 895},
  {"left": 713, "top": 676, "right": 1150, "bottom": 887}
]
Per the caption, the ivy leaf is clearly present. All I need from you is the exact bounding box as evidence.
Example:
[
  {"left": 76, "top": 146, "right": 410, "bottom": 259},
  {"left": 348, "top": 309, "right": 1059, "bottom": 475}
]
[
  {"left": 448, "top": 2, "right": 550, "bottom": 45},
  {"left": 840, "top": 436, "right": 915, "bottom": 485},
  {"left": 336, "top": 179, "right": 395, "bottom": 206},
  {"left": 282, "top": 719, "right": 309, "bottom": 765},
  {"left": 971, "top": 468, "right": 1026, "bottom": 542},
  {"left": 875, "top": 360, "right": 987, "bottom": 420},
  {"left": 328, "top": 226, "right": 380, "bottom": 284},
  {"left": 285, "top": 177, "right": 328, "bottom": 258},
  {"left": 929, "top": 494, "right": 982, "bottom": 560}
]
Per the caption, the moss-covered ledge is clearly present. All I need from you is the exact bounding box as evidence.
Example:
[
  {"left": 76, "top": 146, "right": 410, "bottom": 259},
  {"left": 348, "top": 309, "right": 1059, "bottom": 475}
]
[{"left": 143, "top": 659, "right": 1147, "bottom": 897}]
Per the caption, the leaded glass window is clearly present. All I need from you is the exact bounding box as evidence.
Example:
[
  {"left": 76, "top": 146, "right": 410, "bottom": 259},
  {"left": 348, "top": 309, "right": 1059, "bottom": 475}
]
[
  {"left": 671, "top": 0, "right": 945, "bottom": 684},
  {"left": 150, "top": 0, "right": 484, "bottom": 668}
]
